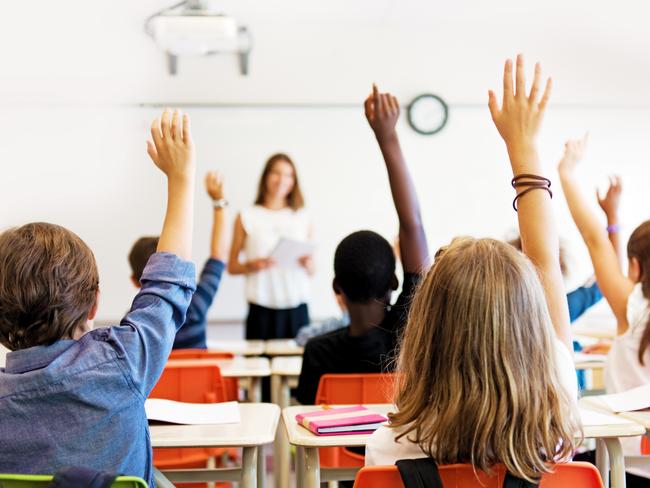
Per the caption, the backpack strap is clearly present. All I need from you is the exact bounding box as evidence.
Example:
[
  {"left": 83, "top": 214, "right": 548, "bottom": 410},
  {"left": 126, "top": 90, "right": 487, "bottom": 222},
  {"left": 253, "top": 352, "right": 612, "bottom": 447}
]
[
  {"left": 503, "top": 472, "right": 539, "bottom": 488},
  {"left": 396, "top": 458, "right": 443, "bottom": 488},
  {"left": 396, "top": 459, "right": 540, "bottom": 488}
]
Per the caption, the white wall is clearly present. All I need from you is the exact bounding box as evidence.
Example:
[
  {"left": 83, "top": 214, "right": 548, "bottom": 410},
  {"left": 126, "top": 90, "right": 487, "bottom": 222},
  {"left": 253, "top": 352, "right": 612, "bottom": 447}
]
[{"left": 1, "top": 1, "right": 650, "bottom": 322}]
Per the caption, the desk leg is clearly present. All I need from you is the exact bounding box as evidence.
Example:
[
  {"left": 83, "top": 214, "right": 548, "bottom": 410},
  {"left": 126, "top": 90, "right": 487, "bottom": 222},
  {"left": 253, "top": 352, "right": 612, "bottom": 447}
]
[
  {"left": 257, "top": 445, "right": 265, "bottom": 488},
  {"left": 273, "top": 377, "right": 290, "bottom": 488},
  {"left": 248, "top": 376, "right": 262, "bottom": 403},
  {"left": 296, "top": 445, "right": 306, "bottom": 488},
  {"left": 596, "top": 439, "right": 610, "bottom": 488},
  {"left": 242, "top": 446, "right": 258, "bottom": 488},
  {"left": 604, "top": 437, "right": 626, "bottom": 488},
  {"left": 304, "top": 446, "right": 321, "bottom": 488}
]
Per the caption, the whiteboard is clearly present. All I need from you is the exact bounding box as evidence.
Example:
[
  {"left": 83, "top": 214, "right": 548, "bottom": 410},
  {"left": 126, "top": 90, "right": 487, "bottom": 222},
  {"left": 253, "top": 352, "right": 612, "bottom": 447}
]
[{"left": 2, "top": 105, "right": 649, "bottom": 322}]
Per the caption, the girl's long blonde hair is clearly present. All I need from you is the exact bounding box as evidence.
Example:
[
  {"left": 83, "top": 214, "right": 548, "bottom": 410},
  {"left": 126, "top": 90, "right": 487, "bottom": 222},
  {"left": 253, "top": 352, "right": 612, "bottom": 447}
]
[{"left": 389, "top": 237, "right": 580, "bottom": 481}]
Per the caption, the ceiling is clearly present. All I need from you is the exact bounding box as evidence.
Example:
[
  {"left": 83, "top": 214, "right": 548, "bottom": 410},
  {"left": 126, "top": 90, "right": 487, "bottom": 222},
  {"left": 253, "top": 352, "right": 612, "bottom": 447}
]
[{"left": 0, "top": 0, "right": 648, "bottom": 106}]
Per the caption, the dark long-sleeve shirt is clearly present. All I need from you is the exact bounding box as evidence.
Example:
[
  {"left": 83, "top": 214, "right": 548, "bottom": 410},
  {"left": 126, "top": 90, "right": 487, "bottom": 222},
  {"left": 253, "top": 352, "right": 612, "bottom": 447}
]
[{"left": 173, "top": 258, "right": 225, "bottom": 350}]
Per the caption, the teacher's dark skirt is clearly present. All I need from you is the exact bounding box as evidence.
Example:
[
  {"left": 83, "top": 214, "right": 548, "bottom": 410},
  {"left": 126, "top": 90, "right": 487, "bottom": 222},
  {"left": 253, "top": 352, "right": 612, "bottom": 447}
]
[{"left": 245, "top": 302, "right": 310, "bottom": 340}]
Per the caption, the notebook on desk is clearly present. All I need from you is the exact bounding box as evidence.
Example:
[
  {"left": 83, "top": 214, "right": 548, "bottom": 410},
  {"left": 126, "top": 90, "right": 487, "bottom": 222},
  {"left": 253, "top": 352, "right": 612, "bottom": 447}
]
[{"left": 296, "top": 406, "right": 387, "bottom": 436}]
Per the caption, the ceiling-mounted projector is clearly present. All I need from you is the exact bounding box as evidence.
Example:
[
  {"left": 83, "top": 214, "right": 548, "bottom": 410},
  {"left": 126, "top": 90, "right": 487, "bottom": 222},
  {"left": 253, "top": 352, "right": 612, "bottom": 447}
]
[{"left": 145, "top": 0, "right": 252, "bottom": 75}]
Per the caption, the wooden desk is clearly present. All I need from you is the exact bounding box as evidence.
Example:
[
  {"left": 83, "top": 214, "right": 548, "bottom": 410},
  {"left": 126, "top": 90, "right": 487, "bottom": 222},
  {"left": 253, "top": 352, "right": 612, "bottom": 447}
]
[
  {"left": 265, "top": 339, "right": 304, "bottom": 357},
  {"left": 271, "top": 356, "right": 302, "bottom": 488},
  {"left": 151, "top": 403, "right": 280, "bottom": 488},
  {"left": 285, "top": 404, "right": 644, "bottom": 488},
  {"left": 206, "top": 339, "right": 266, "bottom": 356},
  {"left": 168, "top": 357, "right": 271, "bottom": 402}
]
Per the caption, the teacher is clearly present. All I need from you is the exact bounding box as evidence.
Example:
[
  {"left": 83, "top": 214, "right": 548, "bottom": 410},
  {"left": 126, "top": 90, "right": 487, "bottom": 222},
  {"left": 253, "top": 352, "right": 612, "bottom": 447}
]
[{"left": 228, "top": 153, "right": 314, "bottom": 340}]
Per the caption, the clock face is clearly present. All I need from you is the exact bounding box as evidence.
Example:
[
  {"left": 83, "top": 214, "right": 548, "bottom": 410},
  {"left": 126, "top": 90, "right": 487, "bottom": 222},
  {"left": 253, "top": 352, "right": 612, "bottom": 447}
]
[{"left": 407, "top": 94, "right": 448, "bottom": 135}]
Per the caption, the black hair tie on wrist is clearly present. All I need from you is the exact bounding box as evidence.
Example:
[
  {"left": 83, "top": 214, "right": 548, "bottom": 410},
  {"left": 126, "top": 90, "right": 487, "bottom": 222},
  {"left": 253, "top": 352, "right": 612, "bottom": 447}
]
[{"left": 511, "top": 174, "right": 552, "bottom": 212}]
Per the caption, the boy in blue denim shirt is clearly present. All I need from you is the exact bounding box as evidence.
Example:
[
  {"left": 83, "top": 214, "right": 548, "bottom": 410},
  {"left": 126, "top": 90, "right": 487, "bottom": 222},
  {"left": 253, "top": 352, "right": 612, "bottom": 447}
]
[
  {"left": 128, "top": 171, "right": 228, "bottom": 350},
  {"left": 0, "top": 109, "right": 197, "bottom": 487}
]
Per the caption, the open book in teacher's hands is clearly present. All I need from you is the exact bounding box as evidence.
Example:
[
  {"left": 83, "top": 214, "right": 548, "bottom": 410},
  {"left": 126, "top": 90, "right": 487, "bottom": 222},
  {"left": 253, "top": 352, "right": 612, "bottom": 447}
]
[{"left": 296, "top": 405, "right": 387, "bottom": 436}]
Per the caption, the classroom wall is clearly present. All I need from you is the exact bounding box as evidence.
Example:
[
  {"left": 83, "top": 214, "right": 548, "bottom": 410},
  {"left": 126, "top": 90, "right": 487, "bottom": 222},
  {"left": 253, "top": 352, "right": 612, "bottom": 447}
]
[{"left": 2, "top": 0, "right": 650, "bottom": 322}]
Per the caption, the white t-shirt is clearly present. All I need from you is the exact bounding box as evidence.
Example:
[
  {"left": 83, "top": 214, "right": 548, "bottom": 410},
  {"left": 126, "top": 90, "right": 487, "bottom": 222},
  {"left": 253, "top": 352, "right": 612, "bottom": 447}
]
[
  {"left": 240, "top": 205, "right": 311, "bottom": 309},
  {"left": 604, "top": 283, "right": 650, "bottom": 478},
  {"left": 365, "top": 338, "right": 578, "bottom": 466}
]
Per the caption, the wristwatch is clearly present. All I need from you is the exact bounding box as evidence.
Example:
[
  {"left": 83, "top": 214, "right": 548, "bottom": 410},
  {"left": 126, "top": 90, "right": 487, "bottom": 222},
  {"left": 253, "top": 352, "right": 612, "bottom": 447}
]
[{"left": 213, "top": 198, "right": 229, "bottom": 209}]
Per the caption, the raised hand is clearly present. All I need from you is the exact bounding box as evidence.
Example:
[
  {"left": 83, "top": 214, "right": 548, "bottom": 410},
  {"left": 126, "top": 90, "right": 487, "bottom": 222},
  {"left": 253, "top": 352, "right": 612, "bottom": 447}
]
[
  {"left": 558, "top": 133, "right": 589, "bottom": 175},
  {"left": 147, "top": 108, "right": 195, "bottom": 181},
  {"left": 597, "top": 175, "right": 623, "bottom": 218},
  {"left": 205, "top": 171, "right": 225, "bottom": 200},
  {"left": 364, "top": 84, "right": 400, "bottom": 142},
  {"left": 148, "top": 109, "right": 196, "bottom": 260},
  {"left": 488, "top": 54, "right": 551, "bottom": 170},
  {"left": 489, "top": 55, "right": 573, "bottom": 351}
]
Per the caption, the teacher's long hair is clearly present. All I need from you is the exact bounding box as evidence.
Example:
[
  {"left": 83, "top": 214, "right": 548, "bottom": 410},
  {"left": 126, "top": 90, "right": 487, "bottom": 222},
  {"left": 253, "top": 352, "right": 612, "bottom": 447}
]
[{"left": 255, "top": 153, "right": 304, "bottom": 210}]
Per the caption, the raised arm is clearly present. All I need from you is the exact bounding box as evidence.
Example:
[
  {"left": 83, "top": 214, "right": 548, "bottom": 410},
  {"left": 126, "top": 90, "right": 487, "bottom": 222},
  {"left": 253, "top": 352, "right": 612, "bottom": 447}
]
[
  {"left": 205, "top": 171, "right": 228, "bottom": 261},
  {"left": 488, "top": 55, "right": 572, "bottom": 350},
  {"left": 597, "top": 175, "right": 623, "bottom": 264},
  {"left": 558, "top": 137, "right": 633, "bottom": 330},
  {"left": 147, "top": 109, "right": 195, "bottom": 260},
  {"left": 364, "top": 84, "right": 429, "bottom": 273}
]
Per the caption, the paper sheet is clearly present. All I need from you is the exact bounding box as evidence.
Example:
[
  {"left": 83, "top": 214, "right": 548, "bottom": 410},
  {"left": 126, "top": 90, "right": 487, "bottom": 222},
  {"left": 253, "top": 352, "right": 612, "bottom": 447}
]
[
  {"left": 145, "top": 399, "right": 241, "bottom": 425},
  {"left": 580, "top": 408, "right": 634, "bottom": 426},
  {"left": 592, "top": 383, "right": 650, "bottom": 413},
  {"left": 270, "top": 238, "right": 315, "bottom": 268}
]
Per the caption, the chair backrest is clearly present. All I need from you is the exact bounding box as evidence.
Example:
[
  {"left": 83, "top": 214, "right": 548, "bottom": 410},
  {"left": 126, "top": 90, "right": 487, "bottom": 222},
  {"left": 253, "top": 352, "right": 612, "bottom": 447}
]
[
  {"left": 0, "top": 474, "right": 147, "bottom": 487},
  {"left": 149, "top": 363, "right": 228, "bottom": 403},
  {"left": 315, "top": 373, "right": 396, "bottom": 404},
  {"left": 353, "top": 463, "right": 603, "bottom": 488},
  {"left": 168, "top": 349, "right": 234, "bottom": 360}
]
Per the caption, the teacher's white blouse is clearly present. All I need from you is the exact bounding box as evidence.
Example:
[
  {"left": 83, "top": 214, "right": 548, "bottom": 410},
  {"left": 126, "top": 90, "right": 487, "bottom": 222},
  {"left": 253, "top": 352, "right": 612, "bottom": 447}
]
[{"left": 240, "top": 205, "right": 311, "bottom": 309}]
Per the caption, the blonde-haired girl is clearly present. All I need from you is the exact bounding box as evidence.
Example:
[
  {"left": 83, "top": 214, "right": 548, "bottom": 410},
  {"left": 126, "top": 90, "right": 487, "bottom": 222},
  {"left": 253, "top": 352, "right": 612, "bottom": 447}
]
[
  {"left": 365, "top": 55, "right": 581, "bottom": 482},
  {"left": 558, "top": 134, "right": 650, "bottom": 485}
]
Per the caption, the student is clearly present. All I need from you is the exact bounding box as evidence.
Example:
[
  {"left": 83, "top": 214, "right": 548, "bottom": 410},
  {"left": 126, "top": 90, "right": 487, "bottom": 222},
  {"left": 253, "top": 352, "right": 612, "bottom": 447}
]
[
  {"left": 558, "top": 134, "right": 650, "bottom": 485},
  {"left": 0, "top": 109, "right": 197, "bottom": 485},
  {"left": 295, "top": 84, "right": 429, "bottom": 405},
  {"left": 366, "top": 56, "right": 580, "bottom": 482},
  {"left": 129, "top": 170, "right": 228, "bottom": 349},
  {"left": 228, "top": 153, "right": 314, "bottom": 340}
]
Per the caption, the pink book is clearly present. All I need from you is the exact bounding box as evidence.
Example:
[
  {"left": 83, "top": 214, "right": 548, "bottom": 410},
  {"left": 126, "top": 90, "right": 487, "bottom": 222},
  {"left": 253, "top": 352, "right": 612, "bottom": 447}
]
[{"left": 295, "top": 406, "right": 388, "bottom": 436}]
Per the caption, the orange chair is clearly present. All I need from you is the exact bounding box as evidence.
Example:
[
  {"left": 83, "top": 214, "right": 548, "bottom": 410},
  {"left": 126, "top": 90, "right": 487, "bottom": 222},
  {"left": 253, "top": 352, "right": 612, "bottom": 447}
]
[
  {"left": 314, "top": 373, "right": 396, "bottom": 468},
  {"left": 352, "top": 463, "right": 604, "bottom": 488},
  {"left": 168, "top": 349, "right": 239, "bottom": 400},
  {"left": 150, "top": 363, "right": 234, "bottom": 487},
  {"left": 641, "top": 436, "right": 650, "bottom": 455}
]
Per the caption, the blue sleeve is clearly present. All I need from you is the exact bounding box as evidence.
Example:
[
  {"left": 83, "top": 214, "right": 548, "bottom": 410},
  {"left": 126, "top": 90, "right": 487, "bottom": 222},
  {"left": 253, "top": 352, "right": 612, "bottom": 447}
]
[
  {"left": 567, "top": 282, "right": 603, "bottom": 323},
  {"left": 111, "top": 252, "right": 196, "bottom": 397},
  {"left": 174, "top": 258, "right": 225, "bottom": 349}
]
